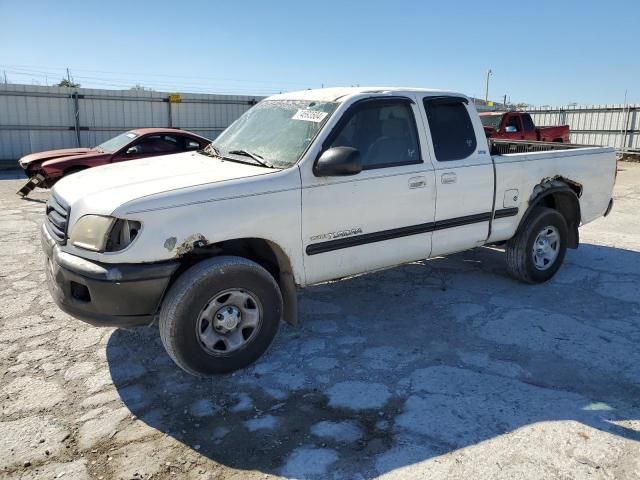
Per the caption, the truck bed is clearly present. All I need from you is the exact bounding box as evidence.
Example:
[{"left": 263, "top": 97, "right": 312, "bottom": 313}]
[
  {"left": 489, "top": 139, "right": 587, "bottom": 156},
  {"left": 488, "top": 139, "right": 616, "bottom": 237}
]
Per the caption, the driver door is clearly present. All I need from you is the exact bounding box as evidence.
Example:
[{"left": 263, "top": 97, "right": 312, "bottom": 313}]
[{"left": 301, "top": 97, "right": 436, "bottom": 285}]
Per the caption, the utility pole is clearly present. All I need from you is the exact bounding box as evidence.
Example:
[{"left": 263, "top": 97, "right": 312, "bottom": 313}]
[
  {"left": 620, "top": 89, "right": 629, "bottom": 153},
  {"left": 484, "top": 69, "right": 493, "bottom": 103},
  {"left": 503, "top": 94, "right": 507, "bottom": 108},
  {"left": 66, "top": 67, "right": 72, "bottom": 84},
  {"left": 3, "top": 71, "right": 7, "bottom": 84}
]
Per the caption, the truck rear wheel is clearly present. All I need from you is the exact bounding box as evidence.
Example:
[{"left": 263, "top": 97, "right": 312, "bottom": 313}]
[
  {"left": 505, "top": 207, "right": 568, "bottom": 283},
  {"left": 159, "top": 256, "right": 282, "bottom": 376}
]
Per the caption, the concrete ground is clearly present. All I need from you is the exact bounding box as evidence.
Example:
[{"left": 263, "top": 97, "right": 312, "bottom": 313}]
[{"left": 1, "top": 164, "right": 639, "bottom": 480}]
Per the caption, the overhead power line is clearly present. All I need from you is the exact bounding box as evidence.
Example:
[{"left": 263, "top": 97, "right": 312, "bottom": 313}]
[
  {"left": 0, "top": 63, "right": 318, "bottom": 92},
  {"left": 0, "top": 69, "right": 290, "bottom": 95}
]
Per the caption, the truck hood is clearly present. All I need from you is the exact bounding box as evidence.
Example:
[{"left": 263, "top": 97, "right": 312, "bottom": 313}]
[
  {"left": 53, "top": 151, "right": 272, "bottom": 216},
  {"left": 19, "top": 147, "right": 94, "bottom": 167}
]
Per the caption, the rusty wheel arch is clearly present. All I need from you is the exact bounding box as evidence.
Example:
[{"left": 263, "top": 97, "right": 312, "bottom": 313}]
[
  {"left": 518, "top": 177, "right": 583, "bottom": 249},
  {"left": 168, "top": 237, "right": 299, "bottom": 326}
]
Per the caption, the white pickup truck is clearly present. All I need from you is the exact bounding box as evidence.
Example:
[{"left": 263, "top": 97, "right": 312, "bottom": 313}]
[{"left": 42, "top": 87, "right": 616, "bottom": 376}]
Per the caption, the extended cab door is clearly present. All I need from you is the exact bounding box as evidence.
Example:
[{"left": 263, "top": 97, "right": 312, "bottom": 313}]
[
  {"left": 300, "top": 96, "right": 436, "bottom": 285},
  {"left": 420, "top": 96, "right": 494, "bottom": 256}
]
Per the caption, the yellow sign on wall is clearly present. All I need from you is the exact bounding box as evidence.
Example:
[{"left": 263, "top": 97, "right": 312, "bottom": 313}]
[{"left": 168, "top": 94, "right": 182, "bottom": 103}]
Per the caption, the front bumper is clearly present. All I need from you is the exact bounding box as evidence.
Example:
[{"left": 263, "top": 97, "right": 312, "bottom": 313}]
[
  {"left": 19, "top": 161, "right": 38, "bottom": 177},
  {"left": 42, "top": 224, "right": 179, "bottom": 327}
]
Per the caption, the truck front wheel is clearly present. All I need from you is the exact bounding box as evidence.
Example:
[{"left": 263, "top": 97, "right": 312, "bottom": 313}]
[
  {"left": 159, "top": 256, "right": 282, "bottom": 376},
  {"left": 505, "top": 207, "right": 568, "bottom": 283}
]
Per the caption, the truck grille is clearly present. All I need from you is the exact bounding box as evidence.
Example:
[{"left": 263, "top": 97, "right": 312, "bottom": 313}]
[{"left": 45, "top": 193, "right": 70, "bottom": 245}]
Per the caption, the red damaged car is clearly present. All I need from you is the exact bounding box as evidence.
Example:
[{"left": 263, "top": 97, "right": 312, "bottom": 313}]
[{"left": 17, "top": 128, "right": 210, "bottom": 197}]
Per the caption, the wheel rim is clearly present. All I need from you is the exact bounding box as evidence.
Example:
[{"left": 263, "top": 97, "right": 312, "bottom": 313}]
[
  {"left": 195, "top": 288, "right": 263, "bottom": 356},
  {"left": 532, "top": 225, "right": 560, "bottom": 271}
]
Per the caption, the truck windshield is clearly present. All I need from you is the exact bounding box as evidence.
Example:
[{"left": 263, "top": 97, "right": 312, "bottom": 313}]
[
  {"left": 96, "top": 132, "right": 138, "bottom": 153},
  {"left": 480, "top": 114, "right": 503, "bottom": 130},
  {"left": 212, "top": 100, "right": 338, "bottom": 168}
]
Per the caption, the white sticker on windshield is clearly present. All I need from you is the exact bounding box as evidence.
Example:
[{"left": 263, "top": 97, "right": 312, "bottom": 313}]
[
  {"left": 126, "top": 133, "right": 137, "bottom": 138},
  {"left": 292, "top": 109, "right": 328, "bottom": 123}
]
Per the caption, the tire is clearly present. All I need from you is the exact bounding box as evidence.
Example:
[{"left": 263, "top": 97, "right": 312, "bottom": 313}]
[
  {"left": 159, "top": 256, "right": 282, "bottom": 376},
  {"left": 505, "top": 207, "right": 568, "bottom": 284}
]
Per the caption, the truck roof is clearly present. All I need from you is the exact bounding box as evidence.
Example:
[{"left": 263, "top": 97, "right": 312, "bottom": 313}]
[{"left": 267, "top": 87, "right": 466, "bottom": 103}]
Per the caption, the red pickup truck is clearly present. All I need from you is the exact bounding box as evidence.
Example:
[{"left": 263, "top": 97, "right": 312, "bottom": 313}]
[{"left": 480, "top": 111, "right": 570, "bottom": 143}]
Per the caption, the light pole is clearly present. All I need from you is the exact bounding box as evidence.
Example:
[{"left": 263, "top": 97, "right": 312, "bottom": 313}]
[{"left": 485, "top": 69, "right": 493, "bottom": 104}]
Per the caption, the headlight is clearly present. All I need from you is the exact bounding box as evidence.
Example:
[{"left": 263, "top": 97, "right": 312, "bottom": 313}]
[
  {"left": 69, "top": 215, "right": 141, "bottom": 252},
  {"left": 69, "top": 215, "right": 113, "bottom": 251}
]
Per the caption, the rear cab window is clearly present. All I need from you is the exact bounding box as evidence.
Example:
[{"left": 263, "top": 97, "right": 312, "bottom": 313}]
[
  {"left": 522, "top": 114, "right": 536, "bottom": 132},
  {"left": 422, "top": 97, "right": 477, "bottom": 161}
]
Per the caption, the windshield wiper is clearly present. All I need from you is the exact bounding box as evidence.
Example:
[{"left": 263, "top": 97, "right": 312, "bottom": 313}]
[{"left": 227, "top": 149, "right": 275, "bottom": 169}]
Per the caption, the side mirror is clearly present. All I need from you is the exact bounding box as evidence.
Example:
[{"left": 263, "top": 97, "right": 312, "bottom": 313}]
[
  {"left": 126, "top": 146, "right": 139, "bottom": 155},
  {"left": 504, "top": 126, "right": 518, "bottom": 133},
  {"left": 314, "top": 147, "right": 362, "bottom": 177}
]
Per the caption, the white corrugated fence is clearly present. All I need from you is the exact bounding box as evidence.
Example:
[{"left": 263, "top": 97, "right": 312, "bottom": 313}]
[
  {"left": 529, "top": 104, "right": 640, "bottom": 152},
  {"left": 2, "top": 84, "right": 639, "bottom": 165},
  {"left": 0, "top": 83, "right": 263, "bottom": 163}
]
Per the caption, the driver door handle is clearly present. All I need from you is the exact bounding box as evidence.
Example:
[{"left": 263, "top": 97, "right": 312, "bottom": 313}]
[{"left": 408, "top": 176, "right": 427, "bottom": 189}]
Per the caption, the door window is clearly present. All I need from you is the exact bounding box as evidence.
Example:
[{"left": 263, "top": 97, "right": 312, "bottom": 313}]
[
  {"left": 506, "top": 115, "right": 521, "bottom": 132},
  {"left": 521, "top": 114, "right": 535, "bottom": 132},
  {"left": 134, "top": 135, "right": 180, "bottom": 154},
  {"left": 423, "top": 98, "right": 477, "bottom": 161},
  {"left": 328, "top": 100, "right": 421, "bottom": 169}
]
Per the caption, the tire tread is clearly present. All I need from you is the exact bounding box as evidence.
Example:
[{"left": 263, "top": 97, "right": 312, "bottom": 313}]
[
  {"left": 505, "top": 207, "right": 567, "bottom": 284},
  {"left": 159, "top": 255, "right": 282, "bottom": 377}
]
